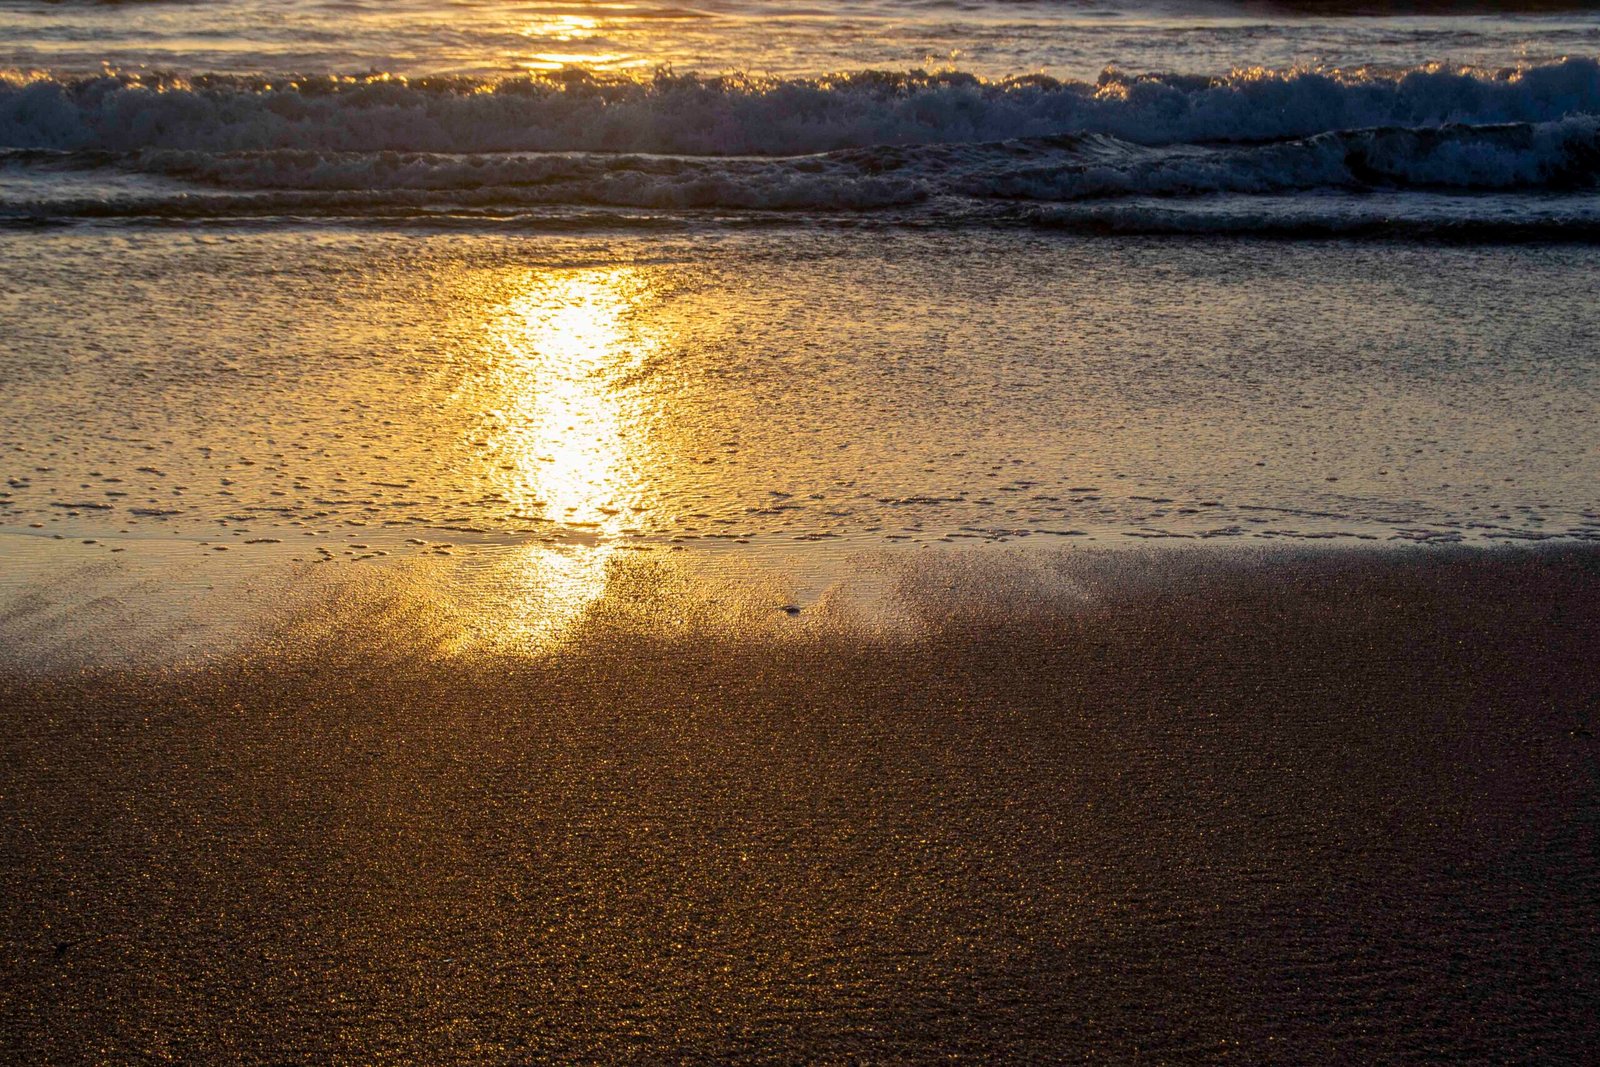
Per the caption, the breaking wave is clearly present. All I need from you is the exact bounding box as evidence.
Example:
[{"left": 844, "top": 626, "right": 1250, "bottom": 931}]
[
  {"left": 4, "top": 59, "right": 1600, "bottom": 155},
  {"left": 4, "top": 59, "right": 1599, "bottom": 237}
]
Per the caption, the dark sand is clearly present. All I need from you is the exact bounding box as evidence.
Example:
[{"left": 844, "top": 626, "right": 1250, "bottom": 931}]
[{"left": 2, "top": 546, "right": 1598, "bottom": 1062}]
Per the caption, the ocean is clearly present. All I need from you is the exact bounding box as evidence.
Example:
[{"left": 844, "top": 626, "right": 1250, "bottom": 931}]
[
  {"left": 3, "top": 0, "right": 1600, "bottom": 583},
  {"left": 5, "top": 0, "right": 1600, "bottom": 236},
  {"left": 3, "top": 3, "right": 1600, "bottom": 1062}
]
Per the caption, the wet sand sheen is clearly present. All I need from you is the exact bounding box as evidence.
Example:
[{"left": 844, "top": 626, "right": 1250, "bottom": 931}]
[{"left": 2, "top": 545, "right": 1597, "bottom": 1062}]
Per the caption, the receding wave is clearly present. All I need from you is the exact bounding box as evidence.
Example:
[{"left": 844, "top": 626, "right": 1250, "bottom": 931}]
[
  {"left": 5, "top": 59, "right": 1600, "bottom": 155},
  {"left": 4, "top": 116, "right": 1597, "bottom": 218},
  {"left": 112, "top": 116, "right": 1600, "bottom": 193}
]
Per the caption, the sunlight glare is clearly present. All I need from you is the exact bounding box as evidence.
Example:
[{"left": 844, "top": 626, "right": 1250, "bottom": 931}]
[{"left": 467, "top": 266, "right": 660, "bottom": 648}]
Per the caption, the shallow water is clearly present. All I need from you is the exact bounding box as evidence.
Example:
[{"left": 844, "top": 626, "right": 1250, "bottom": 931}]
[{"left": 4, "top": 229, "right": 1597, "bottom": 552}]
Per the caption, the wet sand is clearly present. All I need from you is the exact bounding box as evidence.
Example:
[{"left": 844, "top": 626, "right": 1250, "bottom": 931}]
[{"left": 2, "top": 544, "right": 1597, "bottom": 1062}]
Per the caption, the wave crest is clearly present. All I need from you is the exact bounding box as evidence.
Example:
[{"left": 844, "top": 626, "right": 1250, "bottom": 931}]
[{"left": 4, "top": 59, "right": 1600, "bottom": 155}]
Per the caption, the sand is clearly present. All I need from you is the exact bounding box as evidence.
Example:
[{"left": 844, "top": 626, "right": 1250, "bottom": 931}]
[{"left": 1, "top": 543, "right": 1597, "bottom": 1061}]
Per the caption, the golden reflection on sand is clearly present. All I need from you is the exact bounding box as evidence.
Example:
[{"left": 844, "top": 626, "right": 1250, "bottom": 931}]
[{"left": 463, "top": 266, "right": 660, "bottom": 649}]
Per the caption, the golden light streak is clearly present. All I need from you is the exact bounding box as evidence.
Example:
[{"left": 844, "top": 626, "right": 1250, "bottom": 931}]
[
  {"left": 521, "top": 14, "right": 602, "bottom": 41},
  {"left": 463, "top": 266, "right": 660, "bottom": 648}
]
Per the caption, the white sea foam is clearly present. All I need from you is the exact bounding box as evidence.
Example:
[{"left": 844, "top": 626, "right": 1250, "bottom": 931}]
[
  {"left": 4, "top": 60, "right": 1598, "bottom": 235},
  {"left": 3, "top": 60, "right": 1600, "bottom": 155}
]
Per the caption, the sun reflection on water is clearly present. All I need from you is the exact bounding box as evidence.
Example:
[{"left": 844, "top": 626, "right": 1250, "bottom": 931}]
[
  {"left": 521, "top": 13, "right": 601, "bottom": 41},
  {"left": 518, "top": 10, "right": 644, "bottom": 71},
  {"left": 463, "top": 266, "right": 660, "bottom": 648}
]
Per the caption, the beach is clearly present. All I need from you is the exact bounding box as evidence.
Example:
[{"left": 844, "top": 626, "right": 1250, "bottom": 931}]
[
  {"left": 3, "top": 542, "right": 1599, "bottom": 1061},
  {"left": 5, "top": 0, "right": 1600, "bottom": 1059},
  {"left": 3, "top": 214, "right": 1599, "bottom": 1066}
]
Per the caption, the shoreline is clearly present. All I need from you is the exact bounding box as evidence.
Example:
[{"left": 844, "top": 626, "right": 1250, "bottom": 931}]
[{"left": 4, "top": 531, "right": 1600, "bottom": 667}]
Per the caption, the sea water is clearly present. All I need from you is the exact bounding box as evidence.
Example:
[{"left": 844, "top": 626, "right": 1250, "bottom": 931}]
[{"left": 2, "top": 0, "right": 1599, "bottom": 636}]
